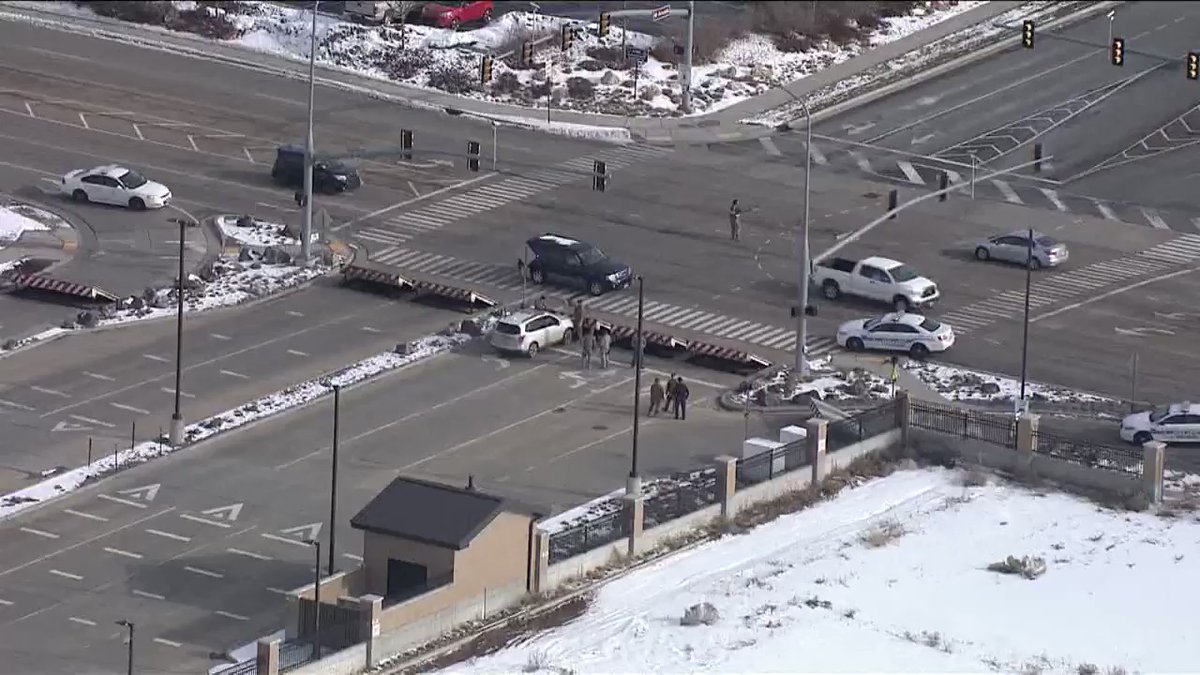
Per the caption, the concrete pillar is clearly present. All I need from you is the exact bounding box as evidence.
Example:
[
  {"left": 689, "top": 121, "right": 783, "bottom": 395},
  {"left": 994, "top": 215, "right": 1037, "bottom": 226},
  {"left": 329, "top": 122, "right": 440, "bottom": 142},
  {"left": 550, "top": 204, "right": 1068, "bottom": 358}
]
[
  {"left": 256, "top": 638, "right": 280, "bottom": 675},
  {"left": 624, "top": 494, "right": 644, "bottom": 557},
  {"left": 807, "top": 418, "right": 828, "bottom": 484},
  {"left": 532, "top": 530, "right": 550, "bottom": 595},
  {"left": 359, "top": 594, "right": 383, "bottom": 668},
  {"left": 714, "top": 455, "right": 739, "bottom": 519},
  {"left": 1015, "top": 413, "right": 1039, "bottom": 477},
  {"left": 895, "top": 391, "right": 911, "bottom": 449},
  {"left": 1141, "top": 441, "right": 1165, "bottom": 506},
  {"left": 284, "top": 593, "right": 301, "bottom": 638}
]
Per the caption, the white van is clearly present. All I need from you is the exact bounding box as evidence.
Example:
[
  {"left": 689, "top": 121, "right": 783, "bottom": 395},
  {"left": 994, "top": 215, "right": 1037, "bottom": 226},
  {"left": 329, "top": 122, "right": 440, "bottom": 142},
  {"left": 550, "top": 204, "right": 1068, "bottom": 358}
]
[{"left": 344, "top": 1, "right": 401, "bottom": 24}]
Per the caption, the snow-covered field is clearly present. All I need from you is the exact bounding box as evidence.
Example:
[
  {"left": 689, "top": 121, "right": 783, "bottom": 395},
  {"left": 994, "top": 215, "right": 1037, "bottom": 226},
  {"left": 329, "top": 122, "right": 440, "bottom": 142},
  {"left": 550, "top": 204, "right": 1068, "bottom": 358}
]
[
  {"left": 214, "top": 214, "right": 299, "bottom": 248},
  {"left": 11, "top": 1, "right": 990, "bottom": 119},
  {"left": 444, "top": 467, "right": 1195, "bottom": 674},
  {"left": 906, "top": 361, "right": 1120, "bottom": 407},
  {"left": 0, "top": 202, "right": 55, "bottom": 247},
  {"left": 0, "top": 332, "right": 469, "bottom": 519}
]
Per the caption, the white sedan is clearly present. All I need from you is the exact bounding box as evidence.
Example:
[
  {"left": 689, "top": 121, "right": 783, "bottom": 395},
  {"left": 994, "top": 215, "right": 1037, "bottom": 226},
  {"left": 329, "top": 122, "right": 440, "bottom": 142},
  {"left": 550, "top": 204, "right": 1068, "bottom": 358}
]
[
  {"left": 1119, "top": 402, "right": 1200, "bottom": 445},
  {"left": 836, "top": 312, "right": 955, "bottom": 358},
  {"left": 489, "top": 310, "right": 575, "bottom": 357},
  {"left": 61, "top": 165, "right": 172, "bottom": 210}
]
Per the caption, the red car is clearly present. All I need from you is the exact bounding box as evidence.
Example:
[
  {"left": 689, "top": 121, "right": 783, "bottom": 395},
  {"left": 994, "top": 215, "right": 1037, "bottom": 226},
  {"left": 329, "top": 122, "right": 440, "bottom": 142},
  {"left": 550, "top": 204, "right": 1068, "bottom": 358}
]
[{"left": 421, "top": 1, "right": 494, "bottom": 29}]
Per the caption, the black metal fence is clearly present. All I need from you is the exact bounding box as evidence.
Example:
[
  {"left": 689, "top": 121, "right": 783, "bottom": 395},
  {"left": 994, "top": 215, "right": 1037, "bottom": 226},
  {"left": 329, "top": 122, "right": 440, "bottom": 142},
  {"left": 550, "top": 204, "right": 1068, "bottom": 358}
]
[
  {"left": 826, "top": 402, "right": 901, "bottom": 452},
  {"left": 297, "top": 599, "right": 363, "bottom": 652},
  {"left": 735, "top": 440, "right": 806, "bottom": 487},
  {"left": 909, "top": 400, "right": 1016, "bottom": 448},
  {"left": 643, "top": 471, "right": 720, "bottom": 528},
  {"left": 1033, "top": 429, "right": 1143, "bottom": 476},
  {"left": 278, "top": 641, "right": 314, "bottom": 673},
  {"left": 547, "top": 509, "right": 629, "bottom": 564}
]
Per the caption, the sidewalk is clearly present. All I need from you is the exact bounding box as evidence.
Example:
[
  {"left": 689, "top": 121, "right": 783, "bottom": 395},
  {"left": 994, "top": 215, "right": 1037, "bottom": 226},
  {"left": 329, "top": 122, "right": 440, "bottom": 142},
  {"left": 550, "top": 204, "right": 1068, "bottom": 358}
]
[{"left": 0, "top": 1, "right": 1062, "bottom": 145}]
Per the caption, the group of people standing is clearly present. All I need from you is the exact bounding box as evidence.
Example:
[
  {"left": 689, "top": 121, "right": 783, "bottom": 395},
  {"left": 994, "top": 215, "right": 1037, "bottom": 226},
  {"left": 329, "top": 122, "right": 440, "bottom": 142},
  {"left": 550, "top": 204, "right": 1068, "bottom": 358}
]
[{"left": 648, "top": 374, "right": 690, "bottom": 420}]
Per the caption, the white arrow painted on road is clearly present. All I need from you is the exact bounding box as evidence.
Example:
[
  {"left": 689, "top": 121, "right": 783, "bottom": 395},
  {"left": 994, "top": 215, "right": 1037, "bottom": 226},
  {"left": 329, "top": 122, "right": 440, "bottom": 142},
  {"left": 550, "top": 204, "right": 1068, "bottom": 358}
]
[
  {"left": 1115, "top": 326, "right": 1175, "bottom": 337},
  {"left": 261, "top": 522, "right": 323, "bottom": 547},
  {"left": 559, "top": 369, "right": 618, "bottom": 389},
  {"left": 201, "top": 503, "right": 243, "bottom": 523},
  {"left": 843, "top": 122, "right": 876, "bottom": 136},
  {"left": 481, "top": 355, "right": 510, "bottom": 370},
  {"left": 52, "top": 420, "right": 91, "bottom": 432},
  {"left": 119, "top": 484, "right": 161, "bottom": 502},
  {"left": 910, "top": 133, "right": 936, "bottom": 146}
]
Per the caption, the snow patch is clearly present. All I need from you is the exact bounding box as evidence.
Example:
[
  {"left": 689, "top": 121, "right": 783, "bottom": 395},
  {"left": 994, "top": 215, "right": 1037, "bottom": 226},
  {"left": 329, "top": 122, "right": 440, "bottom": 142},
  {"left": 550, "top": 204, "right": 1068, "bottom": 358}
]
[
  {"left": 0, "top": 203, "right": 53, "bottom": 247},
  {"left": 214, "top": 214, "right": 299, "bottom": 248},
  {"left": 729, "top": 357, "right": 893, "bottom": 407},
  {"left": 905, "top": 361, "right": 1119, "bottom": 405}
]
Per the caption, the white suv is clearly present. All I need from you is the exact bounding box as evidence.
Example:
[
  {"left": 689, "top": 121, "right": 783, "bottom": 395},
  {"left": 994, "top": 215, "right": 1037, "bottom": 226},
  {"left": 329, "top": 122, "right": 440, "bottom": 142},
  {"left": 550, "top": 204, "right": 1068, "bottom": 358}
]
[{"left": 489, "top": 310, "right": 574, "bottom": 357}]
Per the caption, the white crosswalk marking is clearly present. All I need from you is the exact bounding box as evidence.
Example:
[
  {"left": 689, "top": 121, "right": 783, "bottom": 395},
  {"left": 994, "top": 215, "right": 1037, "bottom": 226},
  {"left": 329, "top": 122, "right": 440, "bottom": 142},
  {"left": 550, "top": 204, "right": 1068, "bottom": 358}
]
[
  {"left": 896, "top": 160, "right": 925, "bottom": 185},
  {"left": 1192, "top": 217, "right": 1200, "bottom": 232},
  {"left": 849, "top": 151, "right": 872, "bottom": 173},
  {"left": 807, "top": 143, "right": 828, "bottom": 166},
  {"left": 991, "top": 179, "right": 1022, "bottom": 203},
  {"left": 943, "top": 169, "right": 963, "bottom": 185},
  {"left": 1038, "top": 187, "right": 1068, "bottom": 212},
  {"left": 1092, "top": 199, "right": 1119, "bottom": 220},
  {"left": 1140, "top": 207, "right": 1169, "bottom": 229},
  {"left": 759, "top": 137, "right": 782, "bottom": 156}
]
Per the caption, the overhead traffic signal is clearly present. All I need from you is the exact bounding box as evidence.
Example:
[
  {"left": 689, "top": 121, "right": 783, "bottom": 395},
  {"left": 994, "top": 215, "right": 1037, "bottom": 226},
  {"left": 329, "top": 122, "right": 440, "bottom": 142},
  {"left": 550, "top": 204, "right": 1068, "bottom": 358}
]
[
  {"left": 1188, "top": 52, "right": 1199, "bottom": 80},
  {"left": 521, "top": 41, "right": 534, "bottom": 66},
  {"left": 1021, "top": 20, "right": 1034, "bottom": 49},
  {"left": 599, "top": 11, "right": 610, "bottom": 38},
  {"left": 592, "top": 159, "right": 607, "bottom": 192},
  {"left": 479, "top": 55, "right": 493, "bottom": 84},
  {"left": 561, "top": 24, "right": 575, "bottom": 50},
  {"left": 1110, "top": 37, "right": 1125, "bottom": 66}
]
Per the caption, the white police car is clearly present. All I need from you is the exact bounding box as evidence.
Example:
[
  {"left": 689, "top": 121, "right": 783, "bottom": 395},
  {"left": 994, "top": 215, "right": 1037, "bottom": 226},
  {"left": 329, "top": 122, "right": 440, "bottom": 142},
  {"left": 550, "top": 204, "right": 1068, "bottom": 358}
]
[
  {"left": 836, "top": 312, "right": 955, "bottom": 358},
  {"left": 1119, "top": 402, "right": 1200, "bottom": 445}
]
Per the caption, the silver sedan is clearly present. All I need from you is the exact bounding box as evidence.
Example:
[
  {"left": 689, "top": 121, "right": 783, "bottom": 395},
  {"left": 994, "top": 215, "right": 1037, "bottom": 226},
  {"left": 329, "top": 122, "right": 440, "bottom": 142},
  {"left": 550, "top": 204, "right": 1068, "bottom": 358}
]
[{"left": 973, "top": 231, "right": 1069, "bottom": 269}]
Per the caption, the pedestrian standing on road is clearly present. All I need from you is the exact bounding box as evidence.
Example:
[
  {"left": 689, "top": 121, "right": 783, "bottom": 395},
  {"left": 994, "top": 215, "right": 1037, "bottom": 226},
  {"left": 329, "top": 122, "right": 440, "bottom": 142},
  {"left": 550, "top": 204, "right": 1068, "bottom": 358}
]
[
  {"left": 580, "top": 326, "right": 595, "bottom": 370},
  {"left": 664, "top": 372, "right": 677, "bottom": 411},
  {"left": 572, "top": 299, "right": 585, "bottom": 338},
  {"left": 631, "top": 333, "right": 647, "bottom": 368},
  {"left": 729, "top": 199, "right": 743, "bottom": 241},
  {"left": 534, "top": 294, "right": 548, "bottom": 310},
  {"left": 673, "top": 376, "right": 690, "bottom": 420},
  {"left": 649, "top": 377, "right": 665, "bottom": 416},
  {"left": 597, "top": 328, "right": 612, "bottom": 369}
]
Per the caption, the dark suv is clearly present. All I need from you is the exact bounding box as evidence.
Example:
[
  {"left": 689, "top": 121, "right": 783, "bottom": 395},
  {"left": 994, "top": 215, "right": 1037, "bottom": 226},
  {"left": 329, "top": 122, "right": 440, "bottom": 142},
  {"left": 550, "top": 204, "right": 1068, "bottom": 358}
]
[
  {"left": 525, "top": 233, "right": 632, "bottom": 296},
  {"left": 271, "top": 145, "right": 362, "bottom": 193}
]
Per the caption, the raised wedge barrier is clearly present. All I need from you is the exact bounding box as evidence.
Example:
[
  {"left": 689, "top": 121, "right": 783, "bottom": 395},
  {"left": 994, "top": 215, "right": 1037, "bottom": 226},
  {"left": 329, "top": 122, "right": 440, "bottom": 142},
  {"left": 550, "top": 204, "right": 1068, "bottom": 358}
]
[
  {"left": 413, "top": 280, "right": 497, "bottom": 311},
  {"left": 580, "top": 318, "right": 688, "bottom": 350},
  {"left": 687, "top": 340, "right": 772, "bottom": 373},
  {"left": 342, "top": 262, "right": 415, "bottom": 294},
  {"left": 8, "top": 272, "right": 119, "bottom": 302}
]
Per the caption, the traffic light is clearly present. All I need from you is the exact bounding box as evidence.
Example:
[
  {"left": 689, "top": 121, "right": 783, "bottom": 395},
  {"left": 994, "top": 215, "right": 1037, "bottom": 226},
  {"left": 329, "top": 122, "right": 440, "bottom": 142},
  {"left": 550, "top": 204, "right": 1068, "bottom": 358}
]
[
  {"left": 561, "top": 24, "right": 574, "bottom": 51},
  {"left": 479, "top": 55, "right": 493, "bottom": 84},
  {"left": 400, "top": 129, "right": 412, "bottom": 160},
  {"left": 592, "top": 159, "right": 607, "bottom": 192},
  {"left": 1021, "top": 20, "right": 1034, "bottom": 49},
  {"left": 599, "top": 11, "right": 610, "bottom": 38},
  {"left": 1188, "top": 52, "right": 1199, "bottom": 80},
  {"left": 1110, "top": 37, "right": 1124, "bottom": 66},
  {"left": 521, "top": 41, "right": 534, "bottom": 66},
  {"left": 467, "top": 141, "right": 480, "bottom": 172}
]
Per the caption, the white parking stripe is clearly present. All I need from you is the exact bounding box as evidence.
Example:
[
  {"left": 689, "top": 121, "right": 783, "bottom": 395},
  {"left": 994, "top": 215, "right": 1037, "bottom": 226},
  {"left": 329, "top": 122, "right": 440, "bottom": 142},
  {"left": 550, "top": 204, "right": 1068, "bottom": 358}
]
[
  {"left": 1092, "top": 200, "right": 1119, "bottom": 220},
  {"left": 154, "top": 638, "right": 183, "bottom": 648},
  {"left": 21, "top": 527, "right": 59, "bottom": 539},
  {"left": 1038, "top": 187, "right": 1068, "bottom": 211},
  {"left": 896, "top": 160, "right": 925, "bottom": 185},
  {"left": 63, "top": 509, "right": 107, "bottom": 522},
  {"left": 992, "top": 179, "right": 1022, "bottom": 203},
  {"left": 1141, "top": 207, "right": 1170, "bottom": 229}
]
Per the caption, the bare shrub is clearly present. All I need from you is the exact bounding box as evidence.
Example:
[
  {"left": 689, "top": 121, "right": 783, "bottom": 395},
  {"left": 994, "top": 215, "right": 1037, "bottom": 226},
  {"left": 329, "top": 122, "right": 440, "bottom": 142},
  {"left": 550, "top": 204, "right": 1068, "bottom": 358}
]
[
  {"left": 959, "top": 468, "right": 989, "bottom": 487},
  {"left": 750, "top": 2, "right": 816, "bottom": 37},
  {"left": 878, "top": 1, "right": 920, "bottom": 17},
  {"left": 576, "top": 59, "right": 605, "bottom": 72},
  {"left": 815, "top": 9, "right": 863, "bottom": 45},
  {"left": 490, "top": 71, "right": 521, "bottom": 96},
  {"left": 680, "top": 602, "right": 720, "bottom": 626},
  {"left": 79, "top": 0, "right": 171, "bottom": 24},
  {"left": 527, "top": 80, "right": 550, "bottom": 99},
  {"left": 373, "top": 48, "right": 433, "bottom": 80},
  {"left": 166, "top": 8, "right": 242, "bottom": 39},
  {"left": 427, "top": 66, "right": 477, "bottom": 94},
  {"left": 1077, "top": 665, "right": 1100, "bottom": 675},
  {"left": 856, "top": 10, "right": 883, "bottom": 31},
  {"left": 585, "top": 45, "right": 625, "bottom": 66},
  {"left": 650, "top": 40, "right": 679, "bottom": 65},
  {"left": 987, "top": 555, "right": 1047, "bottom": 579},
  {"left": 859, "top": 519, "right": 905, "bottom": 548},
  {"left": 566, "top": 76, "right": 595, "bottom": 100},
  {"left": 523, "top": 649, "right": 549, "bottom": 673},
  {"left": 774, "top": 31, "right": 813, "bottom": 53}
]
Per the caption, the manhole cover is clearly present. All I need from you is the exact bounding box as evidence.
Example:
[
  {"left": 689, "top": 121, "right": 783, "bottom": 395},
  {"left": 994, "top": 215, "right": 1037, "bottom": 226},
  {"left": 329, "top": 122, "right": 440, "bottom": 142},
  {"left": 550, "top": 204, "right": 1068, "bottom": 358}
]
[
  {"left": 863, "top": 191, "right": 879, "bottom": 199},
  {"left": 553, "top": 407, "right": 566, "bottom": 413},
  {"left": 592, "top": 425, "right": 608, "bottom": 431}
]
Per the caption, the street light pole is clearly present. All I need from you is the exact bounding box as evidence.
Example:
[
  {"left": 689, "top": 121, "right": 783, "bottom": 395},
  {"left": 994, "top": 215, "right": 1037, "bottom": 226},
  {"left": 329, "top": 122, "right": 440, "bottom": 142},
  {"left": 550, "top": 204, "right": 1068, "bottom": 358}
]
[
  {"left": 970, "top": 153, "right": 977, "bottom": 200},
  {"left": 628, "top": 276, "right": 645, "bottom": 498},
  {"left": 115, "top": 620, "right": 133, "bottom": 675},
  {"left": 300, "top": 0, "right": 317, "bottom": 264},
  {"left": 327, "top": 384, "right": 340, "bottom": 576},
  {"left": 1018, "top": 226, "right": 1034, "bottom": 414},
  {"left": 491, "top": 121, "right": 498, "bottom": 172},
  {"left": 682, "top": 0, "right": 695, "bottom": 114},
  {"left": 1107, "top": 9, "right": 1115, "bottom": 48},
  {"left": 794, "top": 96, "right": 813, "bottom": 377},
  {"left": 305, "top": 539, "right": 322, "bottom": 660},
  {"left": 169, "top": 218, "right": 186, "bottom": 445}
]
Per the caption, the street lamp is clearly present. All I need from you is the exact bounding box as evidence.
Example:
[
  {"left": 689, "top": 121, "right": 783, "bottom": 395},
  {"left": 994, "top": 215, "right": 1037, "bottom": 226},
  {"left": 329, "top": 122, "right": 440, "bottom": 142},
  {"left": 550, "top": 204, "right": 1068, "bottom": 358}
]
[
  {"left": 628, "top": 276, "right": 645, "bottom": 498},
  {"left": 168, "top": 217, "right": 188, "bottom": 445},
  {"left": 304, "top": 539, "right": 322, "bottom": 660},
  {"left": 491, "top": 121, "right": 498, "bottom": 172},
  {"left": 115, "top": 620, "right": 133, "bottom": 675},
  {"left": 300, "top": 0, "right": 318, "bottom": 264},
  {"left": 1107, "top": 9, "right": 1116, "bottom": 48},
  {"left": 327, "top": 383, "right": 340, "bottom": 576},
  {"left": 1018, "top": 226, "right": 1034, "bottom": 415},
  {"left": 781, "top": 90, "right": 813, "bottom": 378}
]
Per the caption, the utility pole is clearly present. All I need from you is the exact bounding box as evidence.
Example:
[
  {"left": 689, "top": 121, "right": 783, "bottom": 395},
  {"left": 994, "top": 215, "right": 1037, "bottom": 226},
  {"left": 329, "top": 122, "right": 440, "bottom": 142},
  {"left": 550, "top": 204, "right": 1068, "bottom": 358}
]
[
  {"left": 169, "top": 218, "right": 186, "bottom": 444},
  {"left": 795, "top": 97, "right": 812, "bottom": 377},
  {"left": 301, "top": 0, "right": 317, "bottom": 264},
  {"left": 682, "top": 0, "right": 694, "bottom": 114},
  {"left": 115, "top": 620, "right": 133, "bottom": 675},
  {"left": 1018, "top": 226, "right": 1034, "bottom": 415},
  {"left": 306, "top": 539, "right": 322, "bottom": 660},
  {"left": 628, "top": 277, "right": 645, "bottom": 498},
  {"left": 327, "top": 384, "right": 340, "bottom": 576}
]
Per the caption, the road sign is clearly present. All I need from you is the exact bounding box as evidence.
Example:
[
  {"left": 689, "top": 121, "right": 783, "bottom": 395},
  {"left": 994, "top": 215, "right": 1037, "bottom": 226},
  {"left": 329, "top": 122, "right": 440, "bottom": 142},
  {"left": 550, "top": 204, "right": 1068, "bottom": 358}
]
[
  {"left": 651, "top": 5, "right": 670, "bottom": 21},
  {"left": 261, "top": 522, "right": 323, "bottom": 547},
  {"left": 625, "top": 46, "right": 648, "bottom": 63}
]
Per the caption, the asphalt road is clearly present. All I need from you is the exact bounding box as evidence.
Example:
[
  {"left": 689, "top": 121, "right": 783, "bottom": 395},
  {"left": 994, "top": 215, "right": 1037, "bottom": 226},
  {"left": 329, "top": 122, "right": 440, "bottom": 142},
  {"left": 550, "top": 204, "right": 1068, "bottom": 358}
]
[
  {"left": 0, "top": 280, "right": 457, "bottom": 495},
  {"left": 0, "top": 343, "right": 747, "bottom": 675}
]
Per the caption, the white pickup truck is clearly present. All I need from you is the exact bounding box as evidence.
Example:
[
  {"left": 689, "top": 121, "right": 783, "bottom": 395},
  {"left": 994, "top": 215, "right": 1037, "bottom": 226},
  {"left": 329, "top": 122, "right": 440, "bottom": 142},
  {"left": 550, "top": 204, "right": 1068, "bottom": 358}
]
[{"left": 811, "top": 255, "right": 939, "bottom": 312}]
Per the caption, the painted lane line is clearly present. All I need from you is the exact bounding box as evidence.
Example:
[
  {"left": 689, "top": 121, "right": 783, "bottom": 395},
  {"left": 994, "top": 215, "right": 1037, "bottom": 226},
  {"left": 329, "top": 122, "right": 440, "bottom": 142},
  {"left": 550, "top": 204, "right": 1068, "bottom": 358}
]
[
  {"left": 216, "top": 610, "right": 249, "bottom": 621},
  {"left": 142, "top": 354, "right": 169, "bottom": 363},
  {"left": 83, "top": 372, "right": 115, "bottom": 381},
  {"left": 145, "top": 529, "right": 191, "bottom": 542},
  {"left": 20, "top": 527, "right": 60, "bottom": 539},
  {"left": 362, "top": 326, "right": 381, "bottom": 333},
  {"left": 220, "top": 369, "right": 249, "bottom": 379},
  {"left": 992, "top": 179, "right": 1022, "bottom": 203},
  {"left": 266, "top": 586, "right": 290, "bottom": 595},
  {"left": 228, "top": 548, "right": 272, "bottom": 561},
  {"left": 0, "top": 398, "right": 35, "bottom": 411},
  {"left": 68, "top": 616, "right": 96, "bottom": 626},
  {"left": 103, "top": 547, "right": 143, "bottom": 560},
  {"left": 1032, "top": 267, "right": 1199, "bottom": 322},
  {"left": 896, "top": 160, "right": 925, "bottom": 185},
  {"left": 210, "top": 333, "right": 232, "bottom": 340},
  {"left": 109, "top": 402, "right": 150, "bottom": 415},
  {"left": 160, "top": 387, "right": 194, "bottom": 399},
  {"left": 0, "top": 598, "right": 12, "bottom": 606},
  {"left": 179, "top": 514, "right": 232, "bottom": 529},
  {"left": 848, "top": 150, "right": 872, "bottom": 173},
  {"left": 184, "top": 566, "right": 224, "bottom": 579},
  {"left": 63, "top": 509, "right": 108, "bottom": 522},
  {"left": 154, "top": 637, "right": 183, "bottom": 648},
  {"left": 133, "top": 590, "right": 165, "bottom": 600},
  {"left": 50, "top": 569, "right": 83, "bottom": 580},
  {"left": 260, "top": 533, "right": 312, "bottom": 548},
  {"left": 0, "top": 508, "right": 174, "bottom": 579},
  {"left": 31, "top": 386, "right": 69, "bottom": 398},
  {"left": 98, "top": 494, "right": 147, "bottom": 509},
  {"left": 286, "top": 310, "right": 304, "bottom": 317},
  {"left": 1038, "top": 187, "right": 1068, "bottom": 212},
  {"left": 69, "top": 414, "right": 115, "bottom": 428},
  {"left": 1141, "top": 207, "right": 1170, "bottom": 230},
  {"left": 758, "top": 136, "right": 782, "bottom": 156},
  {"left": 286, "top": 349, "right": 309, "bottom": 357},
  {"left": 342, "top": 553, "right": 363, "bottom": 561},
  {"left": 1093, "top": 200, "right": 1119, "bottom": 220}
]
